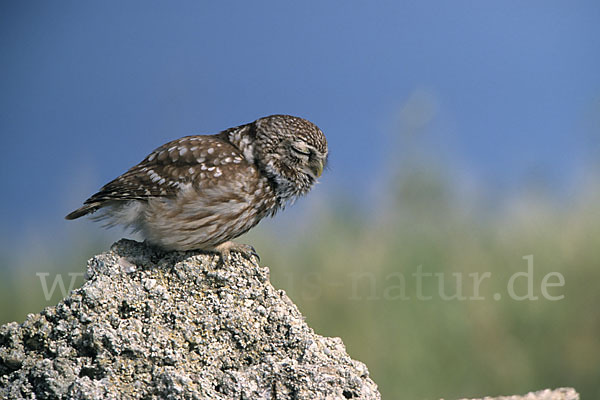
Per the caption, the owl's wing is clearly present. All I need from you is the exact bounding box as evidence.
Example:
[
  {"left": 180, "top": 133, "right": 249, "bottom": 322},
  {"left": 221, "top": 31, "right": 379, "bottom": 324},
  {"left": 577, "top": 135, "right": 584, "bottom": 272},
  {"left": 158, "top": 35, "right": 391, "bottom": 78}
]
[{"left": 66, "top": 135, "right": 247, "bottom": 219}]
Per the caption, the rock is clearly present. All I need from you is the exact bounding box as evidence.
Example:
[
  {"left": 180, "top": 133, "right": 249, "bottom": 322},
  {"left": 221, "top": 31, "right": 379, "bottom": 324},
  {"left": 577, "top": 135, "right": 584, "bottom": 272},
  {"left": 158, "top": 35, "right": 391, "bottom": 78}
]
[
  {"left": 457, "top": 388, "right": 580, "bottom": 400},
  {"left": 0, "top": 239, "right": 381, "bottom": 399}
]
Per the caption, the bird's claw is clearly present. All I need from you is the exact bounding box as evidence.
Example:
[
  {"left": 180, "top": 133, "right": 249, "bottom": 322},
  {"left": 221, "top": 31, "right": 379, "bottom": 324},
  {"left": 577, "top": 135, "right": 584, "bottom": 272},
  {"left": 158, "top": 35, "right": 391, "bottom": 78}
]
[{"left": 214, "top": 241, "right": 260, "bottom": 263}]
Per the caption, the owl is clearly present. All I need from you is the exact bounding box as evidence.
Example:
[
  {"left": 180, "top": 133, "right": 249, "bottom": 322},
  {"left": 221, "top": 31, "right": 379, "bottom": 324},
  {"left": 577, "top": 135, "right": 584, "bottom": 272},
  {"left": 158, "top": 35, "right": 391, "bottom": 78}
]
[{"left": 66, "top": 114, "right": 328, "bottom": 258}]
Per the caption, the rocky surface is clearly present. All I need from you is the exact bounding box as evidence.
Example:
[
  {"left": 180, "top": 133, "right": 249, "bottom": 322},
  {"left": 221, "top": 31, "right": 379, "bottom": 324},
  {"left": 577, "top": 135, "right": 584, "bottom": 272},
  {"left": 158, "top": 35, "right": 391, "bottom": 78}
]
[
  {"left": 459, "top": 388, "right": 579, "bottom": 400},
  {"left": 0, "top": 239, "right": 381, "bottom": 399}
]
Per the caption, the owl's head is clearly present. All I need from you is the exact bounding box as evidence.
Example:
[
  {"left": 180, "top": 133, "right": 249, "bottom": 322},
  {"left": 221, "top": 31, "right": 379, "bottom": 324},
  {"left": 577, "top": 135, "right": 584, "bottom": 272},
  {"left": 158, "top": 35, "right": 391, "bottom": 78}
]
[{"left": 253, "top": 115, "right": 328, "bottom": 202}]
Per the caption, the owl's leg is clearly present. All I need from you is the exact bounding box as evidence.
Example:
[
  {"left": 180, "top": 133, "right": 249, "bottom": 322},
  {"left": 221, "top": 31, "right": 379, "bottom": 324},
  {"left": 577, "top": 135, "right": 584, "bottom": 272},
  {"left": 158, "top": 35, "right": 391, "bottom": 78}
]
[{"left": 213, "top": 241, "right": 260, "bottom": 262}]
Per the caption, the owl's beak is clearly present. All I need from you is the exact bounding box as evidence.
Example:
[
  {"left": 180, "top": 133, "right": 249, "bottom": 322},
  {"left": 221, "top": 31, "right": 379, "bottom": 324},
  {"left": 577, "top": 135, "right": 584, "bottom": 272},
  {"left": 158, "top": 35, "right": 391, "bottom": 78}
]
[{"left": 311, "top": 159, "right": 324, "bottom": 178}]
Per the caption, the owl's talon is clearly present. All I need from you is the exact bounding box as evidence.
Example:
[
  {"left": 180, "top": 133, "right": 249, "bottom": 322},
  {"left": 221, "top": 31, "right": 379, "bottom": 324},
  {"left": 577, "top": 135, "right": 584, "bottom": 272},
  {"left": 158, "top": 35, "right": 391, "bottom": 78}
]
[
  {"left": 233, "top": 244, "right": 260, "bottom": 262},
  {"left": 214, "top": 241, "right": 260, "bottom": 263},
  {"left": 242, "top": 245, "right": 260, "bottom": 262}
]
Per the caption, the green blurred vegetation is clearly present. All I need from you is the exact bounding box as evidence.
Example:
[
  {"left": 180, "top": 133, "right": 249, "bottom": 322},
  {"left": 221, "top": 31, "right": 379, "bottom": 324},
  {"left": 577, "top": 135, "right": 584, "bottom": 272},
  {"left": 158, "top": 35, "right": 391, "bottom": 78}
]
[
  {"left": 1, "top": 163, "right": 599, "bottom": 399},
  {"left": 254, "top": 165, "right": 600, "bottom": 399}
]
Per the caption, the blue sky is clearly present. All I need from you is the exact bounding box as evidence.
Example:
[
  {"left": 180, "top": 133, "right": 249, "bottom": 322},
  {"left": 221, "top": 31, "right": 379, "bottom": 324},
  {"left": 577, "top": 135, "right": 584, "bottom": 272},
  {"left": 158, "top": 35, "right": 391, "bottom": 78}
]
[{"left": 1, "top": 1, "right": 599, "bottom": 240}]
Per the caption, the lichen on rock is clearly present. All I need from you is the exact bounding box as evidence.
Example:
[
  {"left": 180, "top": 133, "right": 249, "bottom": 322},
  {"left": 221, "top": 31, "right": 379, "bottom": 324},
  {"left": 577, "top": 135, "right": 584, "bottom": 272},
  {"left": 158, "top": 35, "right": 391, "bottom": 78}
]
[{"left": 0, "top": 239, "right": 380, "bottom": 399}]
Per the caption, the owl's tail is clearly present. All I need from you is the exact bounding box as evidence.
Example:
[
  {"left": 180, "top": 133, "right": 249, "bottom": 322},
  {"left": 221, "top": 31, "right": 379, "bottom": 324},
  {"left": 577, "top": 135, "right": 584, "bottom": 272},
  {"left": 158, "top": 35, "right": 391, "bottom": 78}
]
[{"left": 65, "top": 202, "right": 103, "bottom": 220}]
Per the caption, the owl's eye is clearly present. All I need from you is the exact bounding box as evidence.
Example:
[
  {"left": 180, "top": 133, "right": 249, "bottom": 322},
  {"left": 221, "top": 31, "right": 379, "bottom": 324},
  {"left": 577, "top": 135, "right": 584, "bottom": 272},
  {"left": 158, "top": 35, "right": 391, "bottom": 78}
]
[{"left": 291, "top": 146, "right": 310, "bottom": 157}]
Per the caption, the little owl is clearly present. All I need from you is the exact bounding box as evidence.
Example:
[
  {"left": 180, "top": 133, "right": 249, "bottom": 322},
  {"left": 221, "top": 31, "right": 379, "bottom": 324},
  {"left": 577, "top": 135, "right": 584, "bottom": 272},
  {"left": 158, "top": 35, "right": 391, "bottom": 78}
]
[{"left": 66, "top": 114, "right": 328, "bottom": 258}]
